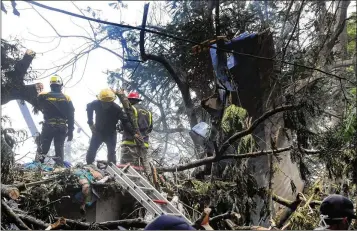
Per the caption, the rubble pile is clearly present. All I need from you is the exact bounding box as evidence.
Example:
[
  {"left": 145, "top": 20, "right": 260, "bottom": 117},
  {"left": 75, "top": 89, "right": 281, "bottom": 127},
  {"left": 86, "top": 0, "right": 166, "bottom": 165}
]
[
  {"left": 0, "top": 161, "right": 149, "bottom": 230},
  {"left": 1, "top": 160, "right": 356, "bottom": 230}
]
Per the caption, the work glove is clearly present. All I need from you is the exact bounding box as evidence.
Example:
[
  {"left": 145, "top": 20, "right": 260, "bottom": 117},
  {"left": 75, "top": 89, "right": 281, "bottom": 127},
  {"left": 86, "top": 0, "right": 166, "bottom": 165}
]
[
  {"left": 134, "top": 133, "right": 144, "bottom": 144},
  {"left": 89, "top": 124, "right": 96, "bottom": 134},
  {"left": 67, "top": 130, "right": 73, "bottom": 142}
]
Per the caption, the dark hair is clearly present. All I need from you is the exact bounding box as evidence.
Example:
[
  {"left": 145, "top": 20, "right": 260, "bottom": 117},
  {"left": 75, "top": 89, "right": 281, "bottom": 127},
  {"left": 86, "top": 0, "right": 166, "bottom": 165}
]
[
  {"left": 128, "top": 98, "right": 141, "bottom": 105},
  {"left": 50, "top": 85, "right": 62, "bottom": 92}
]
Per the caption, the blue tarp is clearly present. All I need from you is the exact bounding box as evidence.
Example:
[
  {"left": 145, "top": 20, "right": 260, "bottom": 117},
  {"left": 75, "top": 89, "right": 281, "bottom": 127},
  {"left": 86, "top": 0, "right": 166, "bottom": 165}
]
[
  {"left": 23, "top": 161, "right": 72, "bottom": 171},
  {"left": 210, "top": 44, "right": 234, "bottom": 92},
  {"left": 226, "top": 32, "right": 257, "bottom": 69},
  {"left": 210, "top": 32, "right": 258, "bottom": 92}
]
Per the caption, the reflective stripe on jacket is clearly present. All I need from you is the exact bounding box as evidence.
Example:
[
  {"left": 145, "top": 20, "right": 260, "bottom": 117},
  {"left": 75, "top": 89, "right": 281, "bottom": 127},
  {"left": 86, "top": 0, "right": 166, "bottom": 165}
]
[
  {"left": 37, "top": 91, "right": 75, "bottom": 130},
  {"left": 121, "top": 104, "right": 153, "bottom": 146}
]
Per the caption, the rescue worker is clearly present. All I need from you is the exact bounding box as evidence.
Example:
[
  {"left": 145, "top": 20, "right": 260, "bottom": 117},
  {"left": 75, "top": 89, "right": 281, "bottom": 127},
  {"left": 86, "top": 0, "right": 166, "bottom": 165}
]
[
  {"left": 36, "top": 75, "right": 74, "bottom": 166},
  {"left": 315, "top": 194, "right": 356, "bottom": 230},
  {"left": 116, "top": 91, "right": 153, "bottom": 170},
  {"left": 86, "top": 89, "right": 135, "bottom": 165}
]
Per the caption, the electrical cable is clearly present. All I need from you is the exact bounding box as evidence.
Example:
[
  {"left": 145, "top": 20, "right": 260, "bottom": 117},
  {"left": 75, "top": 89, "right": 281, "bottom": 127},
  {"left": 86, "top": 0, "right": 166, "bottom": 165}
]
[{"left": 25, "top": 0, "right": 348, "bottom": 81}]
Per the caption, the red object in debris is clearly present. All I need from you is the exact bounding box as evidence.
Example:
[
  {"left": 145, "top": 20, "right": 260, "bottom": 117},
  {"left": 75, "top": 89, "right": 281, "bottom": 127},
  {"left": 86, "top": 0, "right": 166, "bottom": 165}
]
[
  {"left": 153, "top": 199, "right": 167, "bottom": 205},
  {"left": 117, "top": 164, "right": 144, "bottom": 171}
]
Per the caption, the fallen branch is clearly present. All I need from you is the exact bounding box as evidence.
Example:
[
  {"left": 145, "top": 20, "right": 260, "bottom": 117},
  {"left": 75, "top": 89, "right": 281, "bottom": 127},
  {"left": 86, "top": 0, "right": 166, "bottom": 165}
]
[
  {"left": 1, "top": 184, "right": 20, "bottom": 200},
  {"left": 13, "top": 177, "right": 59, "bottom": 190},
  {"left": 158, "top": 145, "right": 320, "bottom": 172},
  {"left": 56, "top": 217, "right": 148, "bottom": 229},
  {"left": 158, "top": 146, "right": 292, "bottom": 172},
  {"left": 272, "top": 192, "right": 304, "bottom": 209},
  {"left": 18, "top": 214, "right": 50, "bottom": 230},
  {"left": 1, "top": 200, "right": 31, "bottom": 230},
  {"left": 210, "top": 212, "right": 241, "bottom": 223},
  {"left": 272, "top": 192, "right": 322, "bottom": 210}
]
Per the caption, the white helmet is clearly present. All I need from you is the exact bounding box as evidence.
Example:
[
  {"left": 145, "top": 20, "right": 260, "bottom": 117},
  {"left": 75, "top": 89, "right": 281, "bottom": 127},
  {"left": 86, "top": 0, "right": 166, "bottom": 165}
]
[{"left": 49, "top": 75, "right": 63, "bottom": 86}]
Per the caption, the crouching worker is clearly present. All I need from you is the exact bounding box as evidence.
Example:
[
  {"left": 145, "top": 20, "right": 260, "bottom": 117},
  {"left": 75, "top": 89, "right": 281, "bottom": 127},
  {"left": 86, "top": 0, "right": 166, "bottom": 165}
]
[
  {"left": 315, "top": 194, "right": 356, "bottom": 230},
  {"left": 86, "top": 89, "right": 135, "bottom": 165},
  {"left": 36, "top": 75, "right": 74, "bottom": 166}
]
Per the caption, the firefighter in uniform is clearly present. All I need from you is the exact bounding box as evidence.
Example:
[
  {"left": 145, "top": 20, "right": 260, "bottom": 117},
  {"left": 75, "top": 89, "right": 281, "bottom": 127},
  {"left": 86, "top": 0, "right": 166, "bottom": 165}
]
[
  {"left": 118, "top": 92, "right": 153, "bottom": 169},
  {"left": 36, "top": 75, "right": 75, "bottom": 166},
  {"left": 86, "top": 89, "right": 135, "bottom": 165}
]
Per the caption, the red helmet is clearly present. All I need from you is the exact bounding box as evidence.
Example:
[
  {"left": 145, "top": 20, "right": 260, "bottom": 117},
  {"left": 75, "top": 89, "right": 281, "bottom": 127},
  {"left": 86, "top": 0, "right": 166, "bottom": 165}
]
[{"left": 127, "top": 92, "right": 141, "bottom": 101}]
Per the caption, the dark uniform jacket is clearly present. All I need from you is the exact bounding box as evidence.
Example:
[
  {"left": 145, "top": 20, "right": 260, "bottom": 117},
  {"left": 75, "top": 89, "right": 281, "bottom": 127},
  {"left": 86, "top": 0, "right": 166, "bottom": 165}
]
[
  {"left": 37, "top": 91, "right": 75, "bottom": 131},
  {"left": 87, "top": 100, "right": 134, "bottom": 136},
  {"left": 121, "top": 104, "right": 153, "bottom": 147}
]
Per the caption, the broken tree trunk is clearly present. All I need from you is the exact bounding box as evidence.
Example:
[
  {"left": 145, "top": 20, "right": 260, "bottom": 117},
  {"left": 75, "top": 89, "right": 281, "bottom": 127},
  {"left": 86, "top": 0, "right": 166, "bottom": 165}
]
[
  {"left": 1, "top": 49, "right": 39, "bottom": 106},
  {"left": 1, "top": 200, "right": 31, "bottom": 230},
  {"left": 1, "top": 184, "right": 20, "bottom": 200}
]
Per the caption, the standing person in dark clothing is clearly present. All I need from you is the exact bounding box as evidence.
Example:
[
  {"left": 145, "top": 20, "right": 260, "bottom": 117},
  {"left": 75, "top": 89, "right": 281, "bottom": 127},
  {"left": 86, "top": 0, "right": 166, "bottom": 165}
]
[
  {"left": 86, "top": 88, "right": 135, "bottom": 165},
  {"left": 36, "top": 75, "right": 75, "bottom": 166},
  {"left": 116, "top": 92, "right": 153, "bottom": 169}
]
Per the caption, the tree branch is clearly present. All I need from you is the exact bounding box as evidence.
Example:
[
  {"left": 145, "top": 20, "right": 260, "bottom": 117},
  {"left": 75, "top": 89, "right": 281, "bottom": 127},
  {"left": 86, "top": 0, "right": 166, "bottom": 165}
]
[
  {"left": 1, "top": 200, "right": 31, "bottom": 230},
  {"left": 158, "top": 146, "right": 292, "bottom": 172},
  {"left": 219, "top": 104, "right": 301, "bottom": 154},
  {"left": 139, "top": 3, "right": 198, "bottom": 129},
  {"left": 157, "top": 104, "right": 309, "bottom": 172}
]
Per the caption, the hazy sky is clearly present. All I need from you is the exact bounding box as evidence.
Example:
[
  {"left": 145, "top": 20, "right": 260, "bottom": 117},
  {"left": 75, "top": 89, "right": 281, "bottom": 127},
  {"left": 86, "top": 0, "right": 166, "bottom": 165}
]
[{"left": 2, "top": 1, "right": 148, "bottom": 163}]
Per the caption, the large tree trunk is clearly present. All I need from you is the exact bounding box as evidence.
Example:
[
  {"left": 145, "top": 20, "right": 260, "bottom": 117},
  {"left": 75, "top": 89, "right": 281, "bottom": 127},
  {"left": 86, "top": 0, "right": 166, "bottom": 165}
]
[
  {"left": 1, "top": 49, "right": 39, "bottom": 107},
  {"left": 1, "top": 48, "right": 38, "bottom": 184}
]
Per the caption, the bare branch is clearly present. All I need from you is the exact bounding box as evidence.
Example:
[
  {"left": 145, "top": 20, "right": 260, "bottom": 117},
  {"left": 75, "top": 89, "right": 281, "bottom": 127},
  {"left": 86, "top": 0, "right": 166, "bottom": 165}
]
[
  {"left": 140, "top": 3, "right": 198, "bottom": 128},
  {"left": 158, "top": 146, "right": 291, "bottom": 172}
]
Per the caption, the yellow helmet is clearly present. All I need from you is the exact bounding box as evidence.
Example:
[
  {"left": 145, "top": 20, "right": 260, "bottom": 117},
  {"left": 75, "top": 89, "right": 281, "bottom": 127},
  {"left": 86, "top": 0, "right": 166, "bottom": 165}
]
[
  {"left": 97, "top": 89, "right": 116, "bottom": 102},
  {"left": 49, "top": 75, "right": 63, "bottom": 86}
]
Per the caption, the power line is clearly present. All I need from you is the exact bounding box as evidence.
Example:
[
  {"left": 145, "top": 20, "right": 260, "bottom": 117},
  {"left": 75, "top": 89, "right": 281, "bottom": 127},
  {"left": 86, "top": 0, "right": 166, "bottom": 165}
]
[{"left": 25, "top": 0, "right": 347, "bottom": 81}]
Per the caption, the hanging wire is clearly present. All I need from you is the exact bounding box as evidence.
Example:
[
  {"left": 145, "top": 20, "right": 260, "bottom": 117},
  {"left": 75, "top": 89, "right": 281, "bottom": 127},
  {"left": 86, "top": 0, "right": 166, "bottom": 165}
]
[{"left": 25, "top": 0, "right": 349, "bottom": 82}]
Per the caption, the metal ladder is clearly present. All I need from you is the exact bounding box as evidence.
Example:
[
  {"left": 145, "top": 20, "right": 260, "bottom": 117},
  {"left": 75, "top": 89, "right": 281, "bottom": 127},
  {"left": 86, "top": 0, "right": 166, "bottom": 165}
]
[{"left": 106, "top": 162, "right": 192, "bottom": 225}]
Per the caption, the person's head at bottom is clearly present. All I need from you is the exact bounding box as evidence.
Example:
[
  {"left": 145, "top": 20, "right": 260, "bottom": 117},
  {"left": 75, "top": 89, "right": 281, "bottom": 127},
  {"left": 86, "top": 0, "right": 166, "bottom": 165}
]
[
  {"left": 318, "top": 194, "right": 356, "bottom": 230},
  {"left": 144, "top": 215, "right": 196, "bottom": 230}
]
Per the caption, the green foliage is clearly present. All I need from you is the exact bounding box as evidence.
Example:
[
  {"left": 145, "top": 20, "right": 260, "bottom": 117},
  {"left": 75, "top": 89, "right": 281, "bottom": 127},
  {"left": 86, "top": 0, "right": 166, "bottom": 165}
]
[
  {"left": 347, "top": 12, "right": 356, "bottom": 56},
  {"left": 221, "top": 105, "right": 247, "bottom": 135}
]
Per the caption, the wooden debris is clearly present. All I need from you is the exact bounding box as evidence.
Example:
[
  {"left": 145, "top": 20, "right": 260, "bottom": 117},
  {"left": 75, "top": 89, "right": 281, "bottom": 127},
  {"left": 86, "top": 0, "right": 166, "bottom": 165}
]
[
  {"left": 1, "top": 200, "right": 31, "bottom": 230},
  {"left": 210, "top": 211, "right": 241, "bottom": 223},
  {"left": 18, "top": 213, "right": 50, "bottom": 229},
  {"left": 1, "top": 184, "right": 20, "bottom": 200},
  {"left": 13, "top": 177, "right": 59, "bottom": 190},
  {"left": 55, "top": 217, "right": 148, "bottom": 229}
]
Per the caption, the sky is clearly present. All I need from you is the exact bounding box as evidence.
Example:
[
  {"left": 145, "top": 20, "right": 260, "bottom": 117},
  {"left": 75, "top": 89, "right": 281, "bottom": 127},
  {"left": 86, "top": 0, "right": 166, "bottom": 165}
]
[{"left": 1, "top": 1, "right": 149, "bottom": 164}]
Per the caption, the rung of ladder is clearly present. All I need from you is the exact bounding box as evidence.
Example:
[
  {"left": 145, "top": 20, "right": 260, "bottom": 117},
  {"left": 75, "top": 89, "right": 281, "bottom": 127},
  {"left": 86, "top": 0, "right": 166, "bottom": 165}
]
[
  {"left": 125, "top": 174, "right": 141, "bottom": 179},
  {"left": 138, "top": 186, "right": 154, "bottom": 191},
  {"left": 117, "top": 164, "right": 144, "bottom": 171},
  {"left": 106, "top": 163, "right": 192, "bottom": 225}
]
